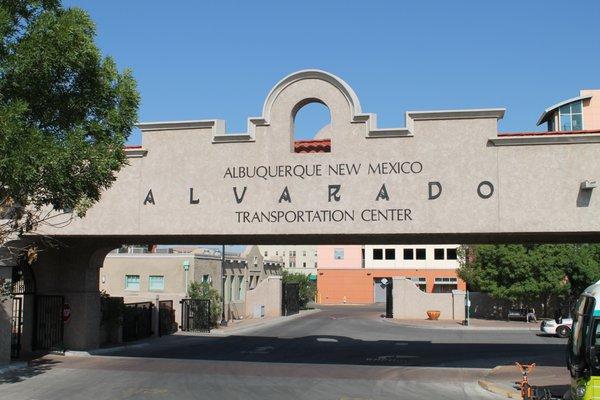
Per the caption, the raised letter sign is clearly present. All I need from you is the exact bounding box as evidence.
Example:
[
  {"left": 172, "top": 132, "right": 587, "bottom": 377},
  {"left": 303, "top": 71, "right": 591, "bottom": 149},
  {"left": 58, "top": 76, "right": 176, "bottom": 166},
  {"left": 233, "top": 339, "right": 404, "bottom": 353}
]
[
  {"left": 189, "top": 188, "right": 199, "bottom": 204},
  {"left": 278, "top": 186, "right": 292, "bottom": 203},
  {"left": 328, "top": 185, "right": 341, "bottom": 202},
  {"left": 143, "top": 189, "right": 155, "bottom": 205},
  {"left": 428, "top": 182, "right": 442, "bottom": 200},
  {"left": 376, "top": 184, "right": 390, "bottom": 201},
  {"left": 233, "top": 187, "right": 247, "bottom": 204}
]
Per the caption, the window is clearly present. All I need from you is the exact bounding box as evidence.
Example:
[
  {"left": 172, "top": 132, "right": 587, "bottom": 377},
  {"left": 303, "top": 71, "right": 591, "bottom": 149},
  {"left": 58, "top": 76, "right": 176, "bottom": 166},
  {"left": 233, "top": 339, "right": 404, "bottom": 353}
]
[
  {"left": 434, "top": 248, "right": 445, "bottom": 260},
  {"left": 202, "top": 274, "right": 210, "bottom": 284},
  {"left": 149, "top": 275, "right": 164, "bottom": 291},
  {"left": 373, "top": 248, "right": 383, "bottom": 260},
  {"left": 275, "top": 251, "right": 278, "bottom": 256},
  {"left": 125, "top": 275, "right": 140, "bottom": 291},
  {"left": 416, "top": 248, "right": 426, "bottom": 260},
  {"left": 409, "top": 277, "right": 427, "bottom": 292},
  {"left": 264, "top": 251, "right": 268, "bottom": 257},
  {"left": 403, "top": 248, "right": 414, "bottom": 260},
  {"left": 237, "top": 276, "right": 244, "bottom": 301},
  {"left": 314, "top": 261, "right": 317, "bottom": 268},
  {"left": 385, "top": 248, "right": 396, "bottom": 260},
  {"left": 446, "top": 248, "right": 458, "bottom": 260},
  {"left": 334, "top": 248, "right": 344, "bottom": 260},
  {"left": 433, "top": 277, "right": 458, "bottom": 293},
  {"left": 303, "top": 251, "right": 306, "bottom": 257},
  {"left": 559, "top": 101, "right": 583, "bottom": 131},
  {"left": 283, "top": 251, "right": 286, "bottom": 256}
]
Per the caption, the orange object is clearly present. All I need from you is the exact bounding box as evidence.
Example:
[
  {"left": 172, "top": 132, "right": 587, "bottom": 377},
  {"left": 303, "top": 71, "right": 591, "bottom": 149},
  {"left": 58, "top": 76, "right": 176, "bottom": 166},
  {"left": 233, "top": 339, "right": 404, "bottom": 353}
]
[{"left": 515, "top": 362, "right": 536, "bottom": 400}]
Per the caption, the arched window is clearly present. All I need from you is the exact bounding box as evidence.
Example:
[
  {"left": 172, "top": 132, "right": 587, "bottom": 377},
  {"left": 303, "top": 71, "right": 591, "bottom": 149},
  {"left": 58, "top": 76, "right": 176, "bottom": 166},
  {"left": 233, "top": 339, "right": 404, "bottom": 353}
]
[{"left": 292, "top": 101, "right": 331, "bottom": 153}]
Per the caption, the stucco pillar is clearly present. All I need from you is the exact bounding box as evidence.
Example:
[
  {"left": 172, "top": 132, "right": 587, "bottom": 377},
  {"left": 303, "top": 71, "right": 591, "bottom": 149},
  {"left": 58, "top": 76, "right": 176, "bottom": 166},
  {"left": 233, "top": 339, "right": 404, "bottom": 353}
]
[
  {"left": 33, "top": 241, "right": 112, "bottom": 351},
  {"left": 0, "top": 265, "right": 12, "bottom": 365}
]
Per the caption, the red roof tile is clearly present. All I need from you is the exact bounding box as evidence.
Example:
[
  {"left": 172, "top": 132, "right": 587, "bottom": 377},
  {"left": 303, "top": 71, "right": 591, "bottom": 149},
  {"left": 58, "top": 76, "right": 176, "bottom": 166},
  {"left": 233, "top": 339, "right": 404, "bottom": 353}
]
[{"left": 294, "top": 139, "right": 331, "bottom": 153}]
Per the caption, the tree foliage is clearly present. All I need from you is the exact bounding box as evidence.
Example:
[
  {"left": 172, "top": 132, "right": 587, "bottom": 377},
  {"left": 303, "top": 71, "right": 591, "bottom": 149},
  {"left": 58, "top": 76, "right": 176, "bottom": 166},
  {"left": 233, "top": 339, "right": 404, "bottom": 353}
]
[
  {"left": 0, "top": 0, "right": 139, "bottom": 249},
  {"left": 459, "top": 244, "right": 600, "bottom": 306},
  {"left": 282, "top": 271, "right": 316, "bottom": 309},
  {"left": 188, "top": 281, "right": 222, "bottom": 326}
]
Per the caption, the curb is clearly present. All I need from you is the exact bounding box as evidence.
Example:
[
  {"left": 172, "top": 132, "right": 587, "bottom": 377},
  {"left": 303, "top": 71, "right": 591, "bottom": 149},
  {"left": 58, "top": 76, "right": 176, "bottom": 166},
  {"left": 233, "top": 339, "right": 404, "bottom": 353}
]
[
  {"left": 382, "top": 319, "right": 541, "bottom": 331},
  {"left": 65, "top": 342, "right": 151, "bottom": 357},
  {"left": 210, "top": 308, "right": 321, "bottom": 336},
  {"left": 478, "top": 379, "right": 519, "bottom": 399},
  {"left": 0, "top": 361, "right": 28, "bottom": 375}
]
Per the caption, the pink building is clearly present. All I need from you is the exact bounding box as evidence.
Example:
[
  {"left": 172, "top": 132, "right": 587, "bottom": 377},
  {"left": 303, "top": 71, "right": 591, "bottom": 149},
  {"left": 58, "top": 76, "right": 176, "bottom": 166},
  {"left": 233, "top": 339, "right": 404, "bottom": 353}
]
[{"left": 537, "top": 89, "right": 600, "bottom": 132}]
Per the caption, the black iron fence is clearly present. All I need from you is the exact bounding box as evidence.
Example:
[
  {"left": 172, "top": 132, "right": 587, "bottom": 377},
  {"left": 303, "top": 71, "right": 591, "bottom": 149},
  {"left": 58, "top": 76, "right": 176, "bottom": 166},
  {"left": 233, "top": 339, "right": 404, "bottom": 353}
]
[
  {"left": 385, "top": 280, "right": 393, "bottom": 318},
  {"left": 282, "top": 283, "right": 300, "bottom": 316},
  {"left": 33, "top": 295, "right": 64, "bottom": 351},
  {"left": 159, "top": 300, "right": 177, "bottom": 336},
  {"left": 180, "top": 299, "right": 211, "bottom": 332},
  {"left": 123, "top": 301, "right": 153, "bottom": 342},
  {"left": 11, "top": 296, "right": 23, "bottom": 358}
]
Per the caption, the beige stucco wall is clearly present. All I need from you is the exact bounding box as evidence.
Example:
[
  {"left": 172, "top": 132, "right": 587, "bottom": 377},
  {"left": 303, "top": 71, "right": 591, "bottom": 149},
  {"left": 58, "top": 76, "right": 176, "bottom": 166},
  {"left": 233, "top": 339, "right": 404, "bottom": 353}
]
[
  {"left": 392, "top": 277, "right": 465, "bottom": 320},
  {"left": 245, "top": 276, "right": 282, "bottom": 318},
  {"left": 29, "top": 70, "right": 600, "bottom": 244}
]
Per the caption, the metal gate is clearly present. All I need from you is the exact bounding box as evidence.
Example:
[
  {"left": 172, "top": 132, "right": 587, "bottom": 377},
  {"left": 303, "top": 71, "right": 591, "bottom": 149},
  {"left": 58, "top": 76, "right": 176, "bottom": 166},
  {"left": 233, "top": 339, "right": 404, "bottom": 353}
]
[
  {"left": 122, "top": 301, "right": 153, "bottom": 342},
  {"left": 385, "top": 280, "right": 393, "bottom": 318},
  {"left": 11, "top": 296, "right": 23, "bottom": 358},
  {"left": 180, "top": 299, "right": 211, "bottom": 332},
  {"left": 282, "top": 282, "right": 300, "bottom": 316},
  {"left": 33, "top": 295, "right": 64, "bottom": 351},
  {"left": 159, "top": 300, "right": 177, "bottom": 336}
]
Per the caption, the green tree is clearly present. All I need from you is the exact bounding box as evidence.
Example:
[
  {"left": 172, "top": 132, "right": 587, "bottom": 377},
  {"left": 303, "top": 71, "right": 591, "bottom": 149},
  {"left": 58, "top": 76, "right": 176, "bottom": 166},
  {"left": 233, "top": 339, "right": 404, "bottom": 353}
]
[
  {"left": 282, "top": 271, "right": 316, "bottom": 309},
  {"left": 188, "top": 281, "right": 222, "bottom": 326},
  {"left": 459, "top": 244, "right": 600, "bottom": 316},
  {"left": 0, "top": 1, "right": 139, "bottom": 250}
]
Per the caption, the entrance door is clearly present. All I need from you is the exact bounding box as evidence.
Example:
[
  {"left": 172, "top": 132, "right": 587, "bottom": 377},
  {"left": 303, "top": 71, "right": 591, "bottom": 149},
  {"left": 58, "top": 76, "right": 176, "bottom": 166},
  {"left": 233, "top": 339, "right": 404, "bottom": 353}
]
[
  {"left": 373, "top": 279, "right": 387, "bottom": 303},
  {"left": 34, "top": 295, "right": 64, "bottom": 351},
  {"left": 11, "top": 296, "right": 23, "bottom": 359}
]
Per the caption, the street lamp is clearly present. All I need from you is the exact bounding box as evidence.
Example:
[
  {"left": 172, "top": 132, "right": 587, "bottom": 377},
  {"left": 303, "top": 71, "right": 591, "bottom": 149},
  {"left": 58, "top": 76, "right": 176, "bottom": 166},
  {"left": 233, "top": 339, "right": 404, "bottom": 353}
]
[{"left": 220, "top": 244, "right": 228, "bottom": 326}]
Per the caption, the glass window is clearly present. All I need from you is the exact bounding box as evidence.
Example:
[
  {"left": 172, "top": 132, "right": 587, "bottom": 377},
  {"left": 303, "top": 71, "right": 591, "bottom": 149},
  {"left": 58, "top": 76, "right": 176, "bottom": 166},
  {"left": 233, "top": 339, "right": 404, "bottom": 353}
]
[
  {"left": 125, "top": 275, "right": 140, "bottom": 291},
  {"left": 559, "top": 101, "right": 583, "bottom": 131},
  {"left": 416, "top": 248, "right": 426, "bottom": 260},
  {"left": 373, "top": 248, "right": 383, "bottom": 260},
  {"left": 385, "top": 248, "right": 396, "bottom": 260},
  {"left": 434, "top": 248, "right": 445, "bottom": 260},
  {"left": 264, "top": 251, "right": 268, "bottom": 257},
  {"left": 149, "top": 275, "right": 164, "bottom": 291},
  {"left": 447, "top": 248, "right": 458, "bottom": 260},
  {"left": 303, "top": 262, "right": 306, "bottom": 268},
  {"left": 334, "top": 248, "right": 344, "bottom": 260},
  {"left": 403, "top": 248, "right": 414, "bottom": 260},
  {"left": 303, "top": 251, "right": 306, "bottom": 257},
  {"left": 202, "top": 274, "right": 210, "bottom": 284}
]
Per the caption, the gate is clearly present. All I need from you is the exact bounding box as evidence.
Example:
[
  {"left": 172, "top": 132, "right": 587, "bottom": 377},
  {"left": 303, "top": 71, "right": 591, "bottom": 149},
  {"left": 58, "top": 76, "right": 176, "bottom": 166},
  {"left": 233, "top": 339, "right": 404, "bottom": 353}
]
[
  {"left": 282, "top": 282, "right": 300, "bottom": 316},
  {"left": 385, "top": 279, "right": 393, "bottom": 318},
  {"left": 11, "top": 297, "right": 23, "bottom": 358},
  {"left": 33, "top": 295, "right": 64, "bottom": 351},
  {"left": 180, "top": 299, "right": 211, "bottom": 332},
  {"left": 159, "top": 300, "right": 177, "bottom": 336},
  {"left": 122, "top": 301, "right": 153, "bottom": 342}
]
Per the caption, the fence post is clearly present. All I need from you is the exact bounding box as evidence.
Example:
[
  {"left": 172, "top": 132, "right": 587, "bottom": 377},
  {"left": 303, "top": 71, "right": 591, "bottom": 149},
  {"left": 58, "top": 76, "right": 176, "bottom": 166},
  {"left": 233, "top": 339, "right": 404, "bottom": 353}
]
[{"left": 152, "top": 296, "right": 160, "bottom": 337}]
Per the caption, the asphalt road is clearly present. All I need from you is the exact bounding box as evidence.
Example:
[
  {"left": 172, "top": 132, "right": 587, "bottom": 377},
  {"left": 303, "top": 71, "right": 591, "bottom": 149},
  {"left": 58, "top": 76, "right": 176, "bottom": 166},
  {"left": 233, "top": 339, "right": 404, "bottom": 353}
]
[{"left": 0, "top": 304, "right": 567, "bottom": 400}]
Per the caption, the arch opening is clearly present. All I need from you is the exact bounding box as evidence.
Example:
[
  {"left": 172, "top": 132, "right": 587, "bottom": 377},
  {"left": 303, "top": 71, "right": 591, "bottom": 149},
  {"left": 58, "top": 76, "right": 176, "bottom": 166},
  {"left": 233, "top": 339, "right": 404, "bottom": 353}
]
[{"left": 292, "top": 99, "right": 332, "bottom": 153}]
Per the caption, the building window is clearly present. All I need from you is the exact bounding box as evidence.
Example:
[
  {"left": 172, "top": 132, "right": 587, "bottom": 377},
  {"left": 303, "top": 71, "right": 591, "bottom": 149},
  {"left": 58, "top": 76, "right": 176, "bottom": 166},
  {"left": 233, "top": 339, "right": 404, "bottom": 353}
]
[
  {"left": 264, "top": 251, "right": 268, "bottom": 257},
  {"left": 125, "top": 275, "right": 140, "bottom": 291},
  {"left": 237, "top": 276, "right": 244, "bottom": 301},
  {"left": 446, "top": 248, "right": 458, "bottom": 260},
  {"left": 434, "top": 248, "right": 445, "bottom": 260},
  {"left": 373, "top": 248, "right": 383, "bottom": 260},
  {"left": 303, "top": 262, "right": 306, "bottom": 268},
  {"left": 403, "top": 248, "right": 414, "bottom": 260},
  {"left": 416, "top": 248, "right": 426, "bottom": 260},
  {"left": 314, "top": 261, "right": 317, "bottom": 268},
  {"left": 149, "top": 275, "right": 164, "bottom": 291},
  {"left": 283, "top": 251, "right": 286, "bottom": 256},
  {"left": 559, "top": 101, "right": 583, "bottom": 131},
  {"left": 202, "top": 274, "right": 210, "bottom": 284},
  {"left": 385, "top": 248, "right": 396, "bottom": 260},
  {"left": 275, "top": 251, "right": 278, "bottom": 256},
  {"left": 433, "top": 277, "right": 458, "bottom": 293},
  {"left": 334, "top": 248, "right": 344, "bottom": 260},
  {"left": 303, "top": 250, "right": 306, "bottom": 257},
  {"left": 409, "top": 277, "right": 427, "bottom": 292}
]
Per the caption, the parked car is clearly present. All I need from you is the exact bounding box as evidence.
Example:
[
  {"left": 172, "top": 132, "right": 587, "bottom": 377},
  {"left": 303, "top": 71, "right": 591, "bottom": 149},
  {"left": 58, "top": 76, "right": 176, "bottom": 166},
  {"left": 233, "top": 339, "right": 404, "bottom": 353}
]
[{"left": 540, "top": 317, "right": 573, "bottom": 338}]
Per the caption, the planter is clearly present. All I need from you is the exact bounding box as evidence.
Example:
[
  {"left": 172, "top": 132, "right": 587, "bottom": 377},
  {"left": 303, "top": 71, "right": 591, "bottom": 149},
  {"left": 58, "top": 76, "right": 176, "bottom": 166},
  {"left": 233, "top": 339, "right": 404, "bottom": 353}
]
[{"left": 427, "top": 310, "right": 441, "bottom": 320}]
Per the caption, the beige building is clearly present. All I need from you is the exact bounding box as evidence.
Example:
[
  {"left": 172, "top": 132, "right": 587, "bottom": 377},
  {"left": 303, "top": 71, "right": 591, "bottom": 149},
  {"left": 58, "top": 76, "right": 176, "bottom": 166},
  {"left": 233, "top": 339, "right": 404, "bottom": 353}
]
[
  {"left": 258, "top": 245, "right": 318, "bottom": 278},
  {"left": 101, "top": 245, "right": 283, "bottom": 327}
]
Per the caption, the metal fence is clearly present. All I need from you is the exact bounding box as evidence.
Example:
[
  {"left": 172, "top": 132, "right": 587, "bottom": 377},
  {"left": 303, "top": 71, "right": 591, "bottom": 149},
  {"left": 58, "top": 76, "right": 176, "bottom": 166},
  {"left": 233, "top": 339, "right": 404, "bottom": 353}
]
[
  {"left": 385, "top": 280, "right": 393, "bottom": 318},
  {"left": 11, "top": 296, "right": 23, "bottom": 358},
  {"left": 180, "top": 299, "right": 211, "bottom": 332},
  {"left": 123, "top": 301, "right": 153, "bottom": 342},
  {"left": 33, "top": 295, "right": 64, "bottom": 351},
  {"left": 282, "top": 283, "right": 300, "bottom": 316},
  {"left": 159, "top": 300, "right": 177, "bottom": 336}
]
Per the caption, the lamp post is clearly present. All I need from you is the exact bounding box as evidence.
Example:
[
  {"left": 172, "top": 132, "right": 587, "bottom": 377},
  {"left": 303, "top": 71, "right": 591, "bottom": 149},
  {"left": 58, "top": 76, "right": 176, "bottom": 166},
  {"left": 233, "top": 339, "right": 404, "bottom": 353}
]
[
  {"left": 220, "top": 244, "right": 228, "bottom": 326},
  {"left": 182, "top": 260, "right": 190, "bottom": 296}
]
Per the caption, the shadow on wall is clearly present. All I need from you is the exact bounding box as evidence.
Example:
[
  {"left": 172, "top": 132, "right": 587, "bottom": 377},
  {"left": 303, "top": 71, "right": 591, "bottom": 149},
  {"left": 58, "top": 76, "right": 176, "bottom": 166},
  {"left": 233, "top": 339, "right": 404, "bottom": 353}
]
[{"left": 0, "top": 358, "right": 59, "bottom": 385}]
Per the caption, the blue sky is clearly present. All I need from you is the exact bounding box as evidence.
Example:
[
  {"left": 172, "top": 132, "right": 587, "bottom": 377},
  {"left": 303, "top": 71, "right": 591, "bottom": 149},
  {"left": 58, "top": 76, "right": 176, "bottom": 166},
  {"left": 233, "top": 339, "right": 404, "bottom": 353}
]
[{"left": 63, "top": 0, "right": 600, "bottom": 145}]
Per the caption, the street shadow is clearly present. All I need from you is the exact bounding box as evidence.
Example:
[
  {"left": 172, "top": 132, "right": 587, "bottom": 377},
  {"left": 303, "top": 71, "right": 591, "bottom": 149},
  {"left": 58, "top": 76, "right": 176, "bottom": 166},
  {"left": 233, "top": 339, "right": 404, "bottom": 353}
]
[
  {"left": 0, "top": 358, "right": 60, "bottom": 384},
  {"left": 103, "top": 333, "right": 567, "bottom": 369}
]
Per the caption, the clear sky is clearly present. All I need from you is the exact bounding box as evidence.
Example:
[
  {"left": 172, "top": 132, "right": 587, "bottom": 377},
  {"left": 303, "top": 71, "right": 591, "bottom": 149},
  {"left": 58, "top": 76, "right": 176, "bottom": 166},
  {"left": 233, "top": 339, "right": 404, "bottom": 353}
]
[{"left": 63, "top": 0, "right": 600, "bottom": 145}]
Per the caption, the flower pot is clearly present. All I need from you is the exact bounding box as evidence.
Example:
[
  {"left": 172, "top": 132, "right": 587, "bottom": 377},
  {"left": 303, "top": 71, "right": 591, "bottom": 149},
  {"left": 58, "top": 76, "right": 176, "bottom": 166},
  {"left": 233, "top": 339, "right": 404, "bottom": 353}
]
[{"left": 427, "top": 310, "right": 441, "bottom": 320}]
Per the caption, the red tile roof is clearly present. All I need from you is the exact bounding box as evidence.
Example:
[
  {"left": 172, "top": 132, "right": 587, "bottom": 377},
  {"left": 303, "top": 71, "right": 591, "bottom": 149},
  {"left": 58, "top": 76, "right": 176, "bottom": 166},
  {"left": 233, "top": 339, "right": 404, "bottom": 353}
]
[
  {"left": 499, "top": 129, "right": 600, "bottom": 137},
  {"left": 294, "top": 139, "right": 331, "bottom": 153}
]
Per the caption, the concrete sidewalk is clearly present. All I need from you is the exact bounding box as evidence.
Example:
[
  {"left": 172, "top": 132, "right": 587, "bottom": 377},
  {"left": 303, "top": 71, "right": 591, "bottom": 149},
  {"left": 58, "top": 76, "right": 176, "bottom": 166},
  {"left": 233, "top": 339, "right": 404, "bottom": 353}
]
[
  {"left": 386, "top": 317, "right": 545, "bottom": 331},
  {"left": 478, "top": 365, "right": 570, "bottom": 399}
]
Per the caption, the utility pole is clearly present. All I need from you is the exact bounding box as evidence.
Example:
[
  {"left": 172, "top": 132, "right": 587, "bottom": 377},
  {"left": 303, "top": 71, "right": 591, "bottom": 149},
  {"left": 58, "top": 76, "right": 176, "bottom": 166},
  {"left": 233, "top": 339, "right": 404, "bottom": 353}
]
[{"left": 220, "top": 244, "right": 228, "bottom": 326}]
